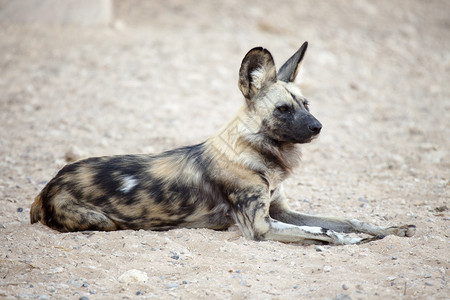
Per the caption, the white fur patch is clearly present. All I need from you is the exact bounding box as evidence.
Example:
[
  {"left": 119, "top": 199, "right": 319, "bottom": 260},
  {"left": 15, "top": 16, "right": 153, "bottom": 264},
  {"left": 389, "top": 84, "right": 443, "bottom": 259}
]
[
  {"left": 250, "top": 67, "right": 265, "bottom": 89},
  {"left": 270, "top": 220, "right": 291, "bottom": 231},
  {"left": 299, "top": 226, "right": 323, "bottom": 234},
  {"left": 119, "top": 175, "right": 138, "bottom": 194}
]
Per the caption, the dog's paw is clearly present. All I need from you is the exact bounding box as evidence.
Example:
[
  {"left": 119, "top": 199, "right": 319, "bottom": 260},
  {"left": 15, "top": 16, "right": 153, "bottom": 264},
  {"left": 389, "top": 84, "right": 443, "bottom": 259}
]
[
  {"left": 403, "top": 224, "right": 416, "bottom": 237},
  {"left": 392, "top": 224, "right": 416, "bottom": 237}
]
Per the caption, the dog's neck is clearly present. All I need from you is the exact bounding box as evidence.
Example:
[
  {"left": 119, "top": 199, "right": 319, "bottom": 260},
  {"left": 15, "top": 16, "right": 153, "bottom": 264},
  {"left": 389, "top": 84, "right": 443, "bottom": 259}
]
[
  {"left": 243, "top": 134, "right": 302, "bottom": 176},
  {"left": 207, "top": 106, "right": 301, "bottom": 181}
]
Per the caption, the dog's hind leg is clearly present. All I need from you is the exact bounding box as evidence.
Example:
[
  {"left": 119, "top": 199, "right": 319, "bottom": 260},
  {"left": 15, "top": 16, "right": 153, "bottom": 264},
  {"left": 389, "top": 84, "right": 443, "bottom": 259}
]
[
  {"left": 269, "top": 187, "right": 416, "bottom": 238},
  {"left": 32, "top": 192, "right": 119, "bottom": 232}
]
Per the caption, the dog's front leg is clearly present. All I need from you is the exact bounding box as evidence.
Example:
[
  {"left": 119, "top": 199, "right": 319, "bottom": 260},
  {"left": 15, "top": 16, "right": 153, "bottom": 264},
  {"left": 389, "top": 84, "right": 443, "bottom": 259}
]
[
  {"left": 264, "top": 220, "right": 379, "bottom": 245},
  {"left": 231, "top": 188, "right": 372, "bottom": 245},
  {"left": 269, "top": 185, "right": 416, "bottom": 238}
]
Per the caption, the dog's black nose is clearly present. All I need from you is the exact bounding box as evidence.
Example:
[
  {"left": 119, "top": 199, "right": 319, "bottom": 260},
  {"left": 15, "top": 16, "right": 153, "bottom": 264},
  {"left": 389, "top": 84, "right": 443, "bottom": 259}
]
[{"left": 308, "top": 121, "right": 322, "bottom": 134}]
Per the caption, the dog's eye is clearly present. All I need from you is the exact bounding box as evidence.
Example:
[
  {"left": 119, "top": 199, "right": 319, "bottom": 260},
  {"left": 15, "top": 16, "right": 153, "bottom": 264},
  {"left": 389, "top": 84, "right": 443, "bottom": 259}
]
[
  {"left": 303, "top": 100, "right": 309, "bottom": 110},
  {"left": 277, "top": 105, "right": 289, "bottom": 113}
]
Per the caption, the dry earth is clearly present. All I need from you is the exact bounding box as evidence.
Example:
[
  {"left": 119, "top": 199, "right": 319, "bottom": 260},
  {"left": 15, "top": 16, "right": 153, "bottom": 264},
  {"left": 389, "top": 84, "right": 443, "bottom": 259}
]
[{"left": 0, "top": 0, "right": 449, "bottom": 299}]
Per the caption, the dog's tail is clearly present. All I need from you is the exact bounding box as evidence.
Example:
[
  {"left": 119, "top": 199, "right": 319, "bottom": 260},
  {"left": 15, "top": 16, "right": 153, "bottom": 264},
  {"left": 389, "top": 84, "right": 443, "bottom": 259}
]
[{"left": 30, "top": 194, "right": 43, "bottom": 224}]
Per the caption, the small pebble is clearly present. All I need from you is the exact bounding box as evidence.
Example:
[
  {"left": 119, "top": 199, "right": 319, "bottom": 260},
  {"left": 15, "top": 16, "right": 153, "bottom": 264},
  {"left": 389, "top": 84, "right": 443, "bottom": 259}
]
[
  {"left": 171, "top": 255, "right": 179, "bottom": 260},
  {"left": 425, "top": 282, "right": 433, "bottom": 286},
  {"left": 358, "top": 196, "right": 369, "bottom": 203},
  {"left": 387, "top": 276, "right": 396, "bottom": 281},
  {"left": 39, "top": 295, "right": 50, "bottom": 300},
  {"left": 89, "top": 290, "right": 96, "bottom": 295},
  {"left": 118, "top": 269, "right": 148, "bottom": 283},
  {"left": 342, "top": 284, "right": 349, "bottom": 290},
  {"left": 71, "top": 281, "right": 83, "bottom": 288},
  {"left": 47, "top": 286, "right": 55, "bottom": 293},
  {"left": 182, "top": 280, "right": 187, "bottom": 284},
  {"left": 167, "top": 283, "right": 179, "bottom": 289},
  {"left": 392, "top": 256, "right": 397, "bottom": 260},
  {"left": 79, "top": 297, "right": 89, "bottom": 300},
  {"left": 17, "top": 207, "right": 23, "bottom": 212},
  {"left": 136, "top": 291, "right": 142, "bottom": 295},
  {"left": 315, "top": 246, "right": 325, "bottom": 252}
]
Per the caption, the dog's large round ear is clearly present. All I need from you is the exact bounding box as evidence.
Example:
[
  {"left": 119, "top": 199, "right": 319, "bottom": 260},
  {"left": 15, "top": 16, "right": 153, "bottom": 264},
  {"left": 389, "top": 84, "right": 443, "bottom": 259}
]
[
  {"left": 238, "top": 47, "right": 277, "bottom": 100},
  {"left": 277, "top": 41, "right": 308, "bottom": 83}
]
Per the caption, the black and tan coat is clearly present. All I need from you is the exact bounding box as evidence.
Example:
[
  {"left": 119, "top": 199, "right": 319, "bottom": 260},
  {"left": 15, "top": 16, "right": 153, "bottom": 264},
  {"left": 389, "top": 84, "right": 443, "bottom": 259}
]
[{"left": 31, "top": 42, "right": 415, "bottom": 244}]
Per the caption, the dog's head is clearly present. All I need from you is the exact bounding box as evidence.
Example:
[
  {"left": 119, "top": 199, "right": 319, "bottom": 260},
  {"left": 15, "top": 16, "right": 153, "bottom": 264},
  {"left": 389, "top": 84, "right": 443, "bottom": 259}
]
[{"left": 238, "top": 42, "right": 321, "bottom": 144}]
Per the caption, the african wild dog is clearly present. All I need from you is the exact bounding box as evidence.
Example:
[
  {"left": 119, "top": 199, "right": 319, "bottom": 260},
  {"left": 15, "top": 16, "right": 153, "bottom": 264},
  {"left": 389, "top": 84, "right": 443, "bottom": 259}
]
[{"left": 30, "top": 42, "right": 415, "bottom": 244}]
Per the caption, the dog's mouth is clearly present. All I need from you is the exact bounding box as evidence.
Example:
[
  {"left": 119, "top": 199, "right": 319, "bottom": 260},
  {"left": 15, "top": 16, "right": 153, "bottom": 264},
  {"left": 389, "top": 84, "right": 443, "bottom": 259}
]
[
  {"left": 298, "top": 137, "right": 314, "bottom": 144},
  {"left": 298, "top": 132, "right": 320, "bottom": 144},
  {"left": 310, "top": 132, "right": 321, "bottom": 140},
  {"left": 277, "top": 135, "right": 319, "bottom": 145}
]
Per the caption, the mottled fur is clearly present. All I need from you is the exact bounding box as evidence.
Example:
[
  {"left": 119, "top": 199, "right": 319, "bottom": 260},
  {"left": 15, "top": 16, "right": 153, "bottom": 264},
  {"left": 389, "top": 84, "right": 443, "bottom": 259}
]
[{"left": 31, "top": 42, "right": 415, "bottom": 244}]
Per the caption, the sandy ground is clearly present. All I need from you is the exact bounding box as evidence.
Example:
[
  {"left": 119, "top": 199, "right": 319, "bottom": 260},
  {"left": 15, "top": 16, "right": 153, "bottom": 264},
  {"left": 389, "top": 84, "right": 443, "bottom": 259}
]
[{"left": 1, "top": 0, "right": 449, "bottom": 299}]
